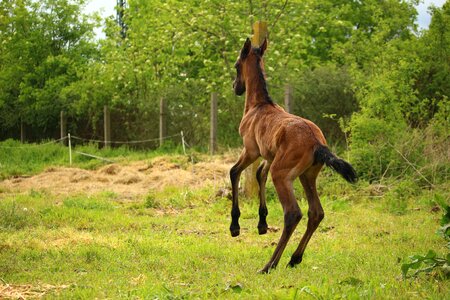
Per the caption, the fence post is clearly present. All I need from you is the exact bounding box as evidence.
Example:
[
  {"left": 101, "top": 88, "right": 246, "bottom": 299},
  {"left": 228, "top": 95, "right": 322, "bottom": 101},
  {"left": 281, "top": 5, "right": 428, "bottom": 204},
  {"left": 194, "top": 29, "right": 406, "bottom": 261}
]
[
  {"left": 104, "top": 105, "right": 111, "bottom": 148},
  {"left": 210, "top": 92, "right": 218, "bottom": 155},
  {"left": 244, "top": 158, "right": 261, "bottom": 198},
  {"left": 159, "top": 98, "right": 167, "bottom": 147},
  {"left": 284, "top": 84, "right": 293, "bottom": 113},
  {"left": 68, "top": 133, "right": 72, "bottom": 166},
  {"left": 60, "top": 111, "right": 67, "bottom": 145},
  {"left": 20, "top": 120, "right": 25, "bottom": 143}
]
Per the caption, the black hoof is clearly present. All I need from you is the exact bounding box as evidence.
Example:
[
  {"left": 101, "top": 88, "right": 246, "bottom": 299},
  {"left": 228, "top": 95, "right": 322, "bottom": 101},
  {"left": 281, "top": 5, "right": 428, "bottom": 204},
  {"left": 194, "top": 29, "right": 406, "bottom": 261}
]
[
  {"left": 258, "top": 224, "right": 268, "bottom": 235},
  {"left": 230, "top": 224, "right": 240, "bottom": 237},
  {"left": 287, "top": 255, "right": 302, "bottom": 268},
  {"left": 258, "top": 262, "right": 275, "bottom": 274}
]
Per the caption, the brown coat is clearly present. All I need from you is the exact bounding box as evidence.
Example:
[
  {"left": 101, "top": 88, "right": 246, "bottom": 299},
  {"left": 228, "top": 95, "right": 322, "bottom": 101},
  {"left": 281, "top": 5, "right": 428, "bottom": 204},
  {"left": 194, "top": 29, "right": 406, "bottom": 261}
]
[{"left": 229, "top": 38, "right": 356, "bottom": 273}]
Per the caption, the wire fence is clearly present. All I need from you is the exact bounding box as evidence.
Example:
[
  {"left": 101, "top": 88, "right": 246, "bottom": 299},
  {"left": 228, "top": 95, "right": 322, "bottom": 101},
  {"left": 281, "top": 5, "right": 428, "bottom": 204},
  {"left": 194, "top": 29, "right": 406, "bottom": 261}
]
[
  {"left": 70, "top": 133, "right": 182, "bottom": 145},
  {"left": 0, "top": 137, "right": 68, "bottom": 149},
  {"left": 0, "top": 132, "right": 189, "bottom": 165}
]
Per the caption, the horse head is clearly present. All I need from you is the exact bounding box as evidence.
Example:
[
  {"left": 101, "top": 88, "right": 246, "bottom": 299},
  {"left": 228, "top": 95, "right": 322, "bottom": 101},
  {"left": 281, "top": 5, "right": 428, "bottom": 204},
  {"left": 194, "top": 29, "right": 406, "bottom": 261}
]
[{"left": 233, "top": 37, "right": 267, "bottom": 96}]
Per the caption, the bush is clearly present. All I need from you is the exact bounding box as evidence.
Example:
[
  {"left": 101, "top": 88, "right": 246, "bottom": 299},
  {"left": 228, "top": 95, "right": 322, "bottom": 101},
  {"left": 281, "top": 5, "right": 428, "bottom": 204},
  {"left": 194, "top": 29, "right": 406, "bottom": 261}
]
[
  {"left": 348, "top": 114, "right": 406, "bottom": 181},
  {"left": 348, "top": 103, "right": 449, "bottom": 185}
]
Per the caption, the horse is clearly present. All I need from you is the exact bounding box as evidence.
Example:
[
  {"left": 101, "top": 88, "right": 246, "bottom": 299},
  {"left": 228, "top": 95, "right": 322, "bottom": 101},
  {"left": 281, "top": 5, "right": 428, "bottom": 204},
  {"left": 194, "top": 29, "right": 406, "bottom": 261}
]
[{"left": 230, "top": 37, "right": 357, "bottom": 273}]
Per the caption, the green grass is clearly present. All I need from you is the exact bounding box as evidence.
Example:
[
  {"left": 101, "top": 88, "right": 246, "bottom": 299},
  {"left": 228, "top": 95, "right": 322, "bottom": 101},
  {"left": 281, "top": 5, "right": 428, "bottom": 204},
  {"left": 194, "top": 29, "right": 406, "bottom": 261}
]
[
  {"left": 0, "top": 175, "right": 448, "bottom": 299},
  {"left": 0, "top": 139, "right": 185, "bottom": 179}
]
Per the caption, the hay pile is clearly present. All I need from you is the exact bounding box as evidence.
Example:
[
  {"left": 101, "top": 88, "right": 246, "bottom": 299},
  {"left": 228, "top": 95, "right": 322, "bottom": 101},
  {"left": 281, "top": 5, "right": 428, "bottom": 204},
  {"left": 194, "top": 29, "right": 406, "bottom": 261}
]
[{"left": 0, "top": 155, "right": 234, "bottom": 199}]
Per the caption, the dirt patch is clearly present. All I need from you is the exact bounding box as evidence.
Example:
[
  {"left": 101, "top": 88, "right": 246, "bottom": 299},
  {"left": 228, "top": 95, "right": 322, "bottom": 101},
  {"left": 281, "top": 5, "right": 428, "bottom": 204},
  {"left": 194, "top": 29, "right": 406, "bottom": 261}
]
[
  {"left": 0, "top": 156, "right": 234, "bottom": 199},
  {"left": 0, "top": 282, "right": 69, "bottom": 299}
]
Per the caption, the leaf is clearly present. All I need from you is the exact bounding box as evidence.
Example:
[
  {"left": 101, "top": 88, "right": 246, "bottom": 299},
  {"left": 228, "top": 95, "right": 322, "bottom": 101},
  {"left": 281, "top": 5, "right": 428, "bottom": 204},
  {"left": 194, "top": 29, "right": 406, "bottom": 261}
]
[
  {"left": 439, "top": 224, "right": 450, "bottom": 239},
  {"left": 401, "top": 263, "right": 411, "bottom": 278},
  {"left": 425, "top": 250, "right": 437, "bottom": 259}
]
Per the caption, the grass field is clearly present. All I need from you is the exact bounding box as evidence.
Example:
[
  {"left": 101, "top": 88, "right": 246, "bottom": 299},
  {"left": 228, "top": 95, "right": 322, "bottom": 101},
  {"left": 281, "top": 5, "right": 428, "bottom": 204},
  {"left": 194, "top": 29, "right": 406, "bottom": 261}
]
[{"left": 0, "top": 143, "right": 448, "bottom": 299}]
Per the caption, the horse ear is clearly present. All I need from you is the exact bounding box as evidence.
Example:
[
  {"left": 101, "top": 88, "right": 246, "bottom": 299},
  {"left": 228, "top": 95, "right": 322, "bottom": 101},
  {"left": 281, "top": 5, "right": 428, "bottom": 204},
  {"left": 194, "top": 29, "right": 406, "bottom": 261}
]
[
  {"left": 260, "top": 37, "right": 268, "bottom": 56},
  {"left": 240, "top": 38, "right": 251, "bottom": 59}
]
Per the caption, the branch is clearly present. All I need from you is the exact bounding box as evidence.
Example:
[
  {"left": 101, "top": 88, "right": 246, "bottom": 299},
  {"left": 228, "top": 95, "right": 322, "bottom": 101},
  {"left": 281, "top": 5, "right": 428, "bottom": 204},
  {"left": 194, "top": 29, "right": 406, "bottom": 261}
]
[
  {"left": 248, "top": 0, "right": 254, "bottom": 32},
  {"left": 390, "top": 144, "right": 435, "bottom": 188},
  {"left": 270, "top": 0, "right": 289, "bottom": 31}
]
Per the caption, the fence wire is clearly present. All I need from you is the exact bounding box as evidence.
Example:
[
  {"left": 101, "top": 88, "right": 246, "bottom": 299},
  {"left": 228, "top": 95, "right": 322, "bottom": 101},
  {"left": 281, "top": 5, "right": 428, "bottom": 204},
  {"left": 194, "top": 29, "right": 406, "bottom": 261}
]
[
  {"left": 0, "top": 137, "right": 67, "bottom": 149},
  {"left": 70, "top": 134, "right": 182, "bottom": 145}
]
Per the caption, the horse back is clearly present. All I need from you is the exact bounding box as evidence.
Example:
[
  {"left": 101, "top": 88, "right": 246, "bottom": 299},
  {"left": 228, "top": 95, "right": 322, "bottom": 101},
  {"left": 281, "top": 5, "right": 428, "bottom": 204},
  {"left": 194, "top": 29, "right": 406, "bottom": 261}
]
[{"left": 240, "top": 104, "right": 327, "bottom": 160}]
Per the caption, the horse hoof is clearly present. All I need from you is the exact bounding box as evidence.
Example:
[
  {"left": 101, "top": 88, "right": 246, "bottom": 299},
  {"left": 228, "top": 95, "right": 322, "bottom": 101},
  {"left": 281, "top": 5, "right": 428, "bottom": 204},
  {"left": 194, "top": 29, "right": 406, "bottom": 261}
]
[
  {"left": 258, "top": 225, "right": 268, "bottom": 235},
  {"left": 287, "top": 255, "right": 302, "bottom": 268},
  {"left": 230, "top": 223, "right": 240, "bottom": 237},
  {"left": 230, "top": 228, "right": 240, "bottom": 237},
  {"left": 258, "top": 262, "right": 275, "bottom": 274}
]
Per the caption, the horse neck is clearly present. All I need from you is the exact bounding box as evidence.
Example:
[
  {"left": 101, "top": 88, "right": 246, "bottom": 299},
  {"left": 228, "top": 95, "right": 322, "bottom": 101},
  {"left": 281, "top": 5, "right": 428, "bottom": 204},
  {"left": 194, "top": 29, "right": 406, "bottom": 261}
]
[{"left": 244, "top": 59, "right": 271, "bottom": 113}]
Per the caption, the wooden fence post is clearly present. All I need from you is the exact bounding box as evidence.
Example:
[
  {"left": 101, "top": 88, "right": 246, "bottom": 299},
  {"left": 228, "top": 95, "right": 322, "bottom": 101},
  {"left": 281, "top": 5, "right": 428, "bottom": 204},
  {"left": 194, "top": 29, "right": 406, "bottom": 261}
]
[
  {"left": 210, "top": 92, "right": 218, "bottom": 155},
  {"left": 20, "top": 120, "right": 25, "bottom": 143},
  {"left": 159, "top": 98, "right": 167, "bottom": 147},
  {"left": 104, "top": 105, "right": 111, "bottom": 148},
  {"left": 244, "top": 158, "right": 261, "bottom": 198},
  {"left": 60, "top": 111, "right": 67, "bottom": 145},
  {"left": 284, "top": 84, "right": 293, "bottom": 113}
]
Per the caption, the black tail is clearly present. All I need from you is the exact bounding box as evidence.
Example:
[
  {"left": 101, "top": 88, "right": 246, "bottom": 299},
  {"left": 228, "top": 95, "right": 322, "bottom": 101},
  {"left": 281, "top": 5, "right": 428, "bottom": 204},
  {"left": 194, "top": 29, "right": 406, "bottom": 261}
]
[{"left": 314, "top": 145, "right": 357, "bottom": 183}]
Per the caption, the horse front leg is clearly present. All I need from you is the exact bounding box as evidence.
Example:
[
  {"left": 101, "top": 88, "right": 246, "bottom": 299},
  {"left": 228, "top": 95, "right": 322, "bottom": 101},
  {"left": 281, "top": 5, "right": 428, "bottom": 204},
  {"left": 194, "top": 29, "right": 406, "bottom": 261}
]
[
  {"left": 229, "top": 149, "right": 258, "bottom": 237},
  {"left": 256, "top": 160, "right": 271, "bottom": 235}
]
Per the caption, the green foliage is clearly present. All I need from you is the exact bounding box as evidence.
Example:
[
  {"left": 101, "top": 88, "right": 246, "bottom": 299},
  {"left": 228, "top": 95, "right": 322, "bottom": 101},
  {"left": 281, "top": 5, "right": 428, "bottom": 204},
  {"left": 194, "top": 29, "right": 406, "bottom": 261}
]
[
  {"left": 291, "top": 65, "right": 357, "bottom": 141},
  {"left": 401, "top": 250, "right": 450, "bottom": 279},
  {"left": 402, "top": 197, "right": 450, "bottom": 279},
  {"left": 1, "top": 0, "right": 449, "bottom": 187},
  {"left": 348, "top": 114, "right": 405, "bottom": 181},
  {"left": 383, "top": 181, "right": 419, "bottom": 215},
  {"left": 346, "top": 3, "right": 450, "bottom": 182},
  {"left": 0, "top": 0, "right": 98, "bottom": 139},
  {"left": 1, "top": 0, "right": 428, "bottom": 148}
]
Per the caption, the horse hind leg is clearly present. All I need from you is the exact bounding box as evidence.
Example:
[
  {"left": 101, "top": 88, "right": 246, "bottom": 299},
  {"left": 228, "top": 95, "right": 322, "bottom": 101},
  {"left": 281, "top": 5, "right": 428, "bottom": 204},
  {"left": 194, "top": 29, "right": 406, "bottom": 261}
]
[
  {"left": 288, "top": 167, "right": 324, "bottom": 267},
  {"left": 256, "top": 160, "right": 271, "bottom": 235},
  {"left": 259, "top": 167, "right": 302, "bottom": 273}
]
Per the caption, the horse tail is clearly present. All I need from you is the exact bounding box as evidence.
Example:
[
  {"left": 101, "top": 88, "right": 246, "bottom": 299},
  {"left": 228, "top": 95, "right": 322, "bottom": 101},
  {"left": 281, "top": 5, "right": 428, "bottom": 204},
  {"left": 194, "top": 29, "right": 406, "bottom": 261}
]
[{"left": 314, "top": 144, "right": 357, "bottom": 183}]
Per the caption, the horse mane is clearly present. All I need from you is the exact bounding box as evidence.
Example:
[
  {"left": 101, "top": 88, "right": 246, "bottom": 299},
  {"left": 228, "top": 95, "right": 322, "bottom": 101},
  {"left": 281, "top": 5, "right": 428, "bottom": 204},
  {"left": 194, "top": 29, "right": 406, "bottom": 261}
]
[{"left": 254, "top": 52, "right": 274, "bottom": 106}]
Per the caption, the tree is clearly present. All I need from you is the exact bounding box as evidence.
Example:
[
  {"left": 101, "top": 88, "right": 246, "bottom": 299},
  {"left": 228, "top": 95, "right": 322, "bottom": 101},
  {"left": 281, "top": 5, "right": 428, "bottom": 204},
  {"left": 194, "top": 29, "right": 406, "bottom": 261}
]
[{"left": 0, "top": 0, "right": 98, "bottom": 140}]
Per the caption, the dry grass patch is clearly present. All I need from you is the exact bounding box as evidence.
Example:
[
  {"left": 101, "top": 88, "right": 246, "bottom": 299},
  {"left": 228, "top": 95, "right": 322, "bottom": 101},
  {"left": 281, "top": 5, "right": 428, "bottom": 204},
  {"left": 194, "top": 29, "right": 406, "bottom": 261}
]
[
  {"left": 0, "top": 281, "right": 70, "bottom": 299},
  {"left": 0, "top": 155, "right": 233, "bottom": 199}
]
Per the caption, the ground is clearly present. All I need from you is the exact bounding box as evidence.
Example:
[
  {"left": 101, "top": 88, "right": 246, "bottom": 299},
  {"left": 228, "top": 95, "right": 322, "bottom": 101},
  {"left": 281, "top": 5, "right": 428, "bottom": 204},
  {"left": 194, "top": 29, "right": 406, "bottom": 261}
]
[
  {"left": 0, "top": 156, "right": 233, "bottom": 199},
  {"left": 0, "top": 155, "right": 448, "bottom": 299}
]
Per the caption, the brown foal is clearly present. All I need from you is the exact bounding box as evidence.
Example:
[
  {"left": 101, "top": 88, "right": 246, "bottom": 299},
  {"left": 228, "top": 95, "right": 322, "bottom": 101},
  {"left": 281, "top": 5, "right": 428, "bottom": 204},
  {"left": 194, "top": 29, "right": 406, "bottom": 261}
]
[{"left": 230, "top": 38, "right": 357, "bottom": 273}]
